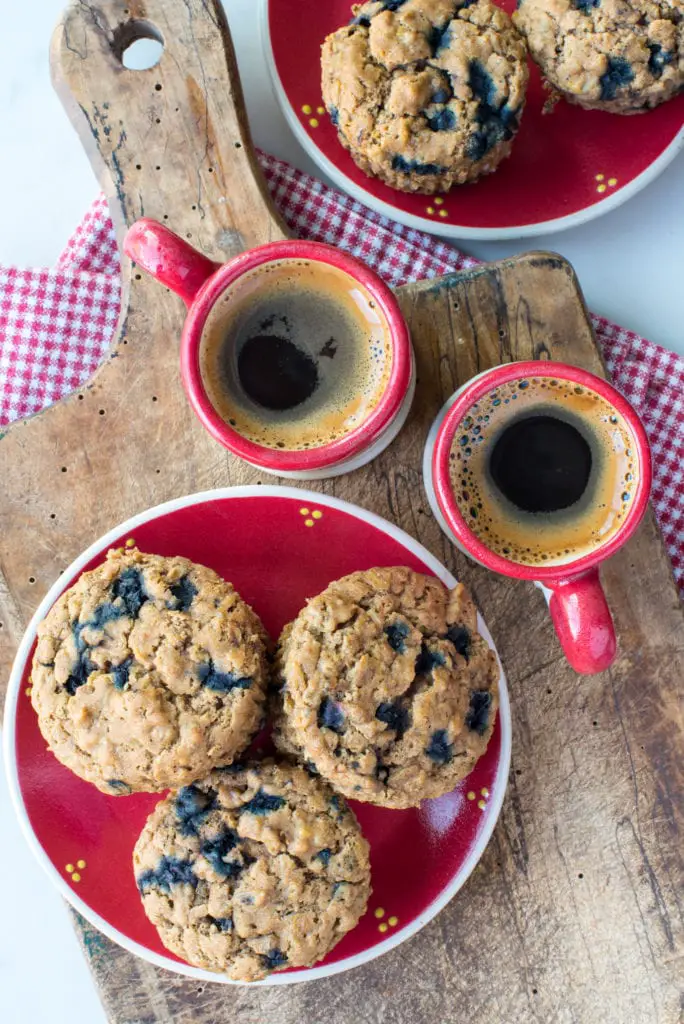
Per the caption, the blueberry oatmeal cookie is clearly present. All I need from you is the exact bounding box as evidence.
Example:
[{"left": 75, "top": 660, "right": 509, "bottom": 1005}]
[
  {"left": 514, "top": 0, "right": 684, "bottom": 113},
  {"left": 273, "top": 567, "right": 499, "bottom": 808},
  {"left": 321, "top": 0, "right": 529, "bottom": 193},
  {"left": 133, "top": 760, "right": 371, "bottom": 981},
  {"left": 31, "top": 547, "right": 269, "bottom": 794}
]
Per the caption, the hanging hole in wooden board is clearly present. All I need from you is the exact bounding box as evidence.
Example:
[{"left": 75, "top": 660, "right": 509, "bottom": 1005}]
[
  {"left": 77, "top": 394, "right": 84, "bottom": 401},
  {"left": 29, "top": 576, "right": 36, "bottom": 584},
  {"left": 114, "top": 20, "right": 164, "bottom": 70},
  {"left": 155, "top": 118, "right": 161, "bottom": 124},
  {"left": 60, "top": 467, "right": 67, "bottom": 473},
  {"left": 99, "top": 410, "right": 106, "bottom": 416},
  {"left": 50, "top": 514, "right": 56, "bottom": 520},
  {"left": 234, "top": 142, "right": 242, "bottom": 149},
  {"left": 152, "top": 396, "right": 158, "bottom": 402},
  {"left": 134, "top": 273, "right": 142, "bottom": 280}
]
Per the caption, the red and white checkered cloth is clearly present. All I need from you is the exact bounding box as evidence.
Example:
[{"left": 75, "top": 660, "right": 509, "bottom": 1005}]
[{"left": 1, "top": 152, "right": 682, "bottom": 590}]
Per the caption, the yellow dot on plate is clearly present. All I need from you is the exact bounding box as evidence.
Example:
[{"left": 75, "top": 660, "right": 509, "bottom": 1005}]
[
  {"left": 71, "top": 872, "right": 81, "bottom": 883},
  {"left": 302, "top": 104, "right": 312, "bottom": 115},
  {"left": 309, "top": 118, "right": 319, "bottom": 128},
  {"left": 597, "top": 184, "right": 607, "bottom": 194},
  {"left": 125, "top": 538, "right": 135, "bottom": 548},
  {"left": 65, "top": 863, "right": 74, "bottom": 873},
  {"left": 434, "top": 197, "right": 444, "bottom": 205},
  {"left": 467, "top": 791, "right": 476, "bottom": 801},
  {"left": 439, "top": 209, "right": 448, "bottom": 218},
  {"left": 595, "top": 173, "right": 604, "bottom": 181},
  {"left": 25, "top": 687, "right": 32, "bottom": 697},
  {"left": 300, "top": 508, "right": 309, "bottom": 516},
  {"left": 608, "top": 177, "right": 617, "bottom": 187},
  {"left": 378, "top": 923, "right": 389, "bottom": 933},
  {"left": 312, "top": 510, "right": 323, "bottom": 519},
  {"left": 317, "top": 106, "right": 325, "bottom": 114},
  {"left": 426, "top": 206, "right": 435, "bottom": 215},
  {"left": 480, "top": 787, "right": 489, "bottom": 798},
  {"left": 477, "top": 799, "right": 486, "bottom": 810},
  {"left": 77, "top": 859, "right": 86, "bottom": 869},
  {"left": 388, "top": 916, "right": 398, "bottom": 927},
  {"left": 374, "top": 907, "right": 385, "bottom": 919},
  {"left": 304, "top": 519, "right": 314, "bottom": 527}
]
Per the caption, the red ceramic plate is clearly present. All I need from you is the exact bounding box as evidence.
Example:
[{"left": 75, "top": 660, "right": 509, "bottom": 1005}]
[
  {"left": 263, "top": 0, "right": 684, "bottom": 239},
  {"left": 5, "top": 487, "right": 510, "bottom": 985}
]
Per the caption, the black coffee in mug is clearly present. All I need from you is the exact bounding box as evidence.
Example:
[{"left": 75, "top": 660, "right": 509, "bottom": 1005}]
[
  {"left": 488, "top": 413, "right": 592, "bottom": 514},
  {"left": 448, "top": 377, "right": 637, "bottom": 566},
  {"left": 199, "top": 259, "right": 392, "bottom": 451}
]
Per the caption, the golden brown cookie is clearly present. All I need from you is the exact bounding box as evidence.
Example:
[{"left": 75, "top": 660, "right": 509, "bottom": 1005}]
[
  {"left": 133, "top": 761, "right": 371, "bottom": 981},
  {"left": 321, "top": 0, "right": 529, "bottom": 192},
  {"left": 273, "top": 567, "right": 499, "bottom": 808},
  {"left": 31, "top": 547, "right": 269, "bottom": 794},
  {"left": 514, "top": 0, "right": 683, "bottom": 113}
]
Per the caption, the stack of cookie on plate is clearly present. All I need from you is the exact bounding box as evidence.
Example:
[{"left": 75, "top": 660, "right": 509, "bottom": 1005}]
[
  {"left": 30, "top": 547, "right": 499, "bottom": 982},
  {"left": 321, "top": 0, "right": 684, "bottom": 194}
]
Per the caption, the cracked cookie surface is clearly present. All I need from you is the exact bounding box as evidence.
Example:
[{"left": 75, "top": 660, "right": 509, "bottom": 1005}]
[
  {"left": 321, "top": 0, "right": 529, "bottom": 192},
  {"left": 514, "top": 0, "right": 684, "bottom": 112},
  {"left": 31, "top": 548, "right": 269, "bottom": 794},
  {"left": 133, "top": 761, "right": 371, "bottom": 981},
  {"left": 273, "top": 567, "right": 499, "bottom": 808}
]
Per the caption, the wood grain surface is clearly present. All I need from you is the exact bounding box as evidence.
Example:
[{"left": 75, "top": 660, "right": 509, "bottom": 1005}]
[{"left": 1, "top": 1, "right": 682, "bottom": 1022}]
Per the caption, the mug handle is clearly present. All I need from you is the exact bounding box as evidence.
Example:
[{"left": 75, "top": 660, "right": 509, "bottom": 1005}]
[
  {"left": 123, "top": 218, "right": 221, "bottom": 307},
  {"left": 540, "top": 569, "right": 617, "bottom": 674}
]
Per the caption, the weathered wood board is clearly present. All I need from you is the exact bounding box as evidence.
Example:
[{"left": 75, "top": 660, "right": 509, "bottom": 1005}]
[{"left": 1, "top": 1, "right": 682, "bottom": 1022}]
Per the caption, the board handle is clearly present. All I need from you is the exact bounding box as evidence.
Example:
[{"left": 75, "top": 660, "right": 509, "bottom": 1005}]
[{"left": 50, "top": 0, "right": 289, "bottom": 260}]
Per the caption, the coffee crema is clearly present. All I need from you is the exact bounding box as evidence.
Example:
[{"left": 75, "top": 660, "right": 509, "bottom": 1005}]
[
  {"left": 199, "top": 259, "right": 392, "bottom": 451},
  {"left": 448, "top": 377, "right": 638, "bottom": 567}
]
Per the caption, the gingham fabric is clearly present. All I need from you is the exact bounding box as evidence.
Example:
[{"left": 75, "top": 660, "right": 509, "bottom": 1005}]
[{"left": 1, "top": 152, "right": 682, "bottom": 590}]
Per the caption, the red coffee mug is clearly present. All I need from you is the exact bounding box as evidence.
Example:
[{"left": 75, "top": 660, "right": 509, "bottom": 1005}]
[
  {"left": 423, "top": 361, "right": 652, "bottom": 675},
  {"left": 123, "top": 219, "right": 414, "bottom": 479}
]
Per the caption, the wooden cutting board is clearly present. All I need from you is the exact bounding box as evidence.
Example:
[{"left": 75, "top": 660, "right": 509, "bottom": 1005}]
[{"left": 1, "top": 1, "right": 682, "bottom": 1021}]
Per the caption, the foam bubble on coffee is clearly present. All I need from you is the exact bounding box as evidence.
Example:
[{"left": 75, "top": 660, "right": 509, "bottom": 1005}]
[
  {"left": 199, "top": 259, "right": 393, "bottom": 451},
  {"left": 448, "top": 377, "right": 638, "bottom": 567}
]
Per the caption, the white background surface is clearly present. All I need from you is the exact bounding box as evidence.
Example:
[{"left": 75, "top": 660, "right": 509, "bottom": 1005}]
[{"left": 0, "top": 1, "right": 682, "bottom": 1023}]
